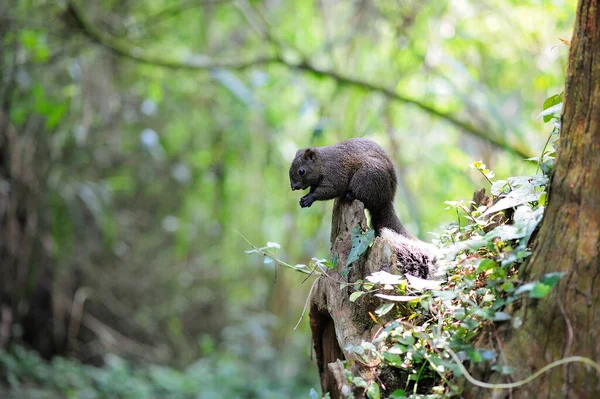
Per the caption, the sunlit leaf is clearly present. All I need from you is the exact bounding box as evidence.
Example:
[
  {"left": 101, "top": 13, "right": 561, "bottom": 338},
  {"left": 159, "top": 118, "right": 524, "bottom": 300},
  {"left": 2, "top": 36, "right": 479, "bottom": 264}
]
[
  {"left": 406, "top": 274, "right": 443, "bottom": 290},
  {"left": 375, "top": 294, "right": 421, "bottom": 302},
  {"left": 350, "top": 291, "right": 365, "bottom": 302},
  {"left": 529, "top": 283, "right": 552, "bottom": 298},
  {"left": 366, "top": 271, "right": 405, "bottom": 286},
  {"left": 374, "top": 303, "right": 394, "bottom": 316},
  {"left": 367, "top": 381, "right": 380, "bottom": 399}
]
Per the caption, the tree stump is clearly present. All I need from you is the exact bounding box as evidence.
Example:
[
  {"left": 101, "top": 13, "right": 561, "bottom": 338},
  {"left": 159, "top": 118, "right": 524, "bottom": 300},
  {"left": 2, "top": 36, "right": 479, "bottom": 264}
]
[{"left": 309, "top": 199, "right": 433, "bottom": 398}]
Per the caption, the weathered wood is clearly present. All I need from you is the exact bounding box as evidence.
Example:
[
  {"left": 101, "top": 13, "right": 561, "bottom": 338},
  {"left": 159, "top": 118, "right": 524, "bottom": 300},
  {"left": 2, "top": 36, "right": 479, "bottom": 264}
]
[
  {"left": 310, "top": 199, "right": 380, "bottom": 398},
  {"left": 310, "top": 199, "right": 434, "bottom": 397}
]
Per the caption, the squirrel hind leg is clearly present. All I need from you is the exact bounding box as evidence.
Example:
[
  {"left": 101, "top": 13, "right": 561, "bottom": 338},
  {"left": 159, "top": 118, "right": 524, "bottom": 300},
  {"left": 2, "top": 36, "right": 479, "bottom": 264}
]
[{"left": 347, "top": 169, "right": 394, "bottom": 210}]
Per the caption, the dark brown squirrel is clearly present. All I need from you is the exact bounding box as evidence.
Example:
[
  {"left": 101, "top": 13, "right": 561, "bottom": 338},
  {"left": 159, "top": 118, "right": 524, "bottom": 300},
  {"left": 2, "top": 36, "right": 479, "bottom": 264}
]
[{"left": 289, "top": 138, "right": 409, "bottom": 237}]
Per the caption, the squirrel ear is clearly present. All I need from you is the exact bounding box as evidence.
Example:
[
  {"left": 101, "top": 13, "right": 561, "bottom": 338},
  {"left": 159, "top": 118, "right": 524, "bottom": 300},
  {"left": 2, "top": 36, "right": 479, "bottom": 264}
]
[{"left": 303, "top": 148, "right": 316, "bottom": 161}]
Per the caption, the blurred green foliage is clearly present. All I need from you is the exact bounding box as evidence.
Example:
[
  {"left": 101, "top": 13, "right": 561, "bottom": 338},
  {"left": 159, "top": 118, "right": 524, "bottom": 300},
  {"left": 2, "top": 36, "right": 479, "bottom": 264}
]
[
  {"left": 0, "top": 342, "right": 315, "bottom": 398},
  {"left": 0, "top": 0, "right": 575, "bottom": 396}
]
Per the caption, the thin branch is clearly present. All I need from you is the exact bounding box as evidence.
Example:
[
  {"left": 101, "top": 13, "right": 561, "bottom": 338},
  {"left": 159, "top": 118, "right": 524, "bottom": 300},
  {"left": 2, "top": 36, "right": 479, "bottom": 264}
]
[
  {"left": 293, "top": 59, "right": 532, "bottom": 158},
  {"left": 67, "top": 0, "right": 533, "bottom": 158},
  {"left": 67, "top": 1, "right": 277, "bottom": 70},
  {"left": 136, "top": 0, "right": 233, "bottom": 29}
]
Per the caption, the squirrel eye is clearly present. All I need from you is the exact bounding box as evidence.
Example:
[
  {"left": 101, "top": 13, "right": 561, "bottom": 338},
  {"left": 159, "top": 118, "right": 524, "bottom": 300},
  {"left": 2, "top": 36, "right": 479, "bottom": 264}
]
[{"left": 298, "top": 168, "right": 305, "bottom": 176}]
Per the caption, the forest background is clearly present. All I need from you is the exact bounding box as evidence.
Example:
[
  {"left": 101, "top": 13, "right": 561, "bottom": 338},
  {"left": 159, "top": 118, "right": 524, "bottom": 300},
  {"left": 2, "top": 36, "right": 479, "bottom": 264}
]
[{"left": 0, "top": 0, "right": 576, "bottom": 397}]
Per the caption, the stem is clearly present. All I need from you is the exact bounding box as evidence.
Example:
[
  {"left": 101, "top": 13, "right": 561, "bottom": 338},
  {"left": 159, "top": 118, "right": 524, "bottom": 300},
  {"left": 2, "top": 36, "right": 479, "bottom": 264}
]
[
  {"left": 537, "top": 132, "right": 554, "bottom": 175},
  {"left": 444, "top": 346, "right": 600, "bottom": 390}
]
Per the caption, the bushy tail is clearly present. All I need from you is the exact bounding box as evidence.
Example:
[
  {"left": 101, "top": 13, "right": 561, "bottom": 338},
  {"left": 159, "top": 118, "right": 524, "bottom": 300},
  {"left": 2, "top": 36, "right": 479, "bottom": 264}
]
[{"left": 370, "top": 202, "right": 410, "bottom": 237}]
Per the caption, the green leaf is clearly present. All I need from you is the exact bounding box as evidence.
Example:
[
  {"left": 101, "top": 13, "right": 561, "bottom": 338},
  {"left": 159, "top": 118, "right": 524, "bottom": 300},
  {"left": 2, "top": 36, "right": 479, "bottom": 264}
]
[
  {"left": 476, "top": 259, "right": 497, "bottom": 273},
  {"left": 432, "top": 290, "right": 457, "bottom": 301},
  {"left": 514, "top": 282, "right": 535, "bottom": 295},
  {"left": 500, "top": 281, "right": 515, "bottom": 292},
  {"left": 353, "top": 377, "right": 368, "bottom": 388},
  {"left": 387, "top": 344, "right": 407, "bottom": 354},
  {"left": 492, "top": 312, "right": 511, "bottom": 321},
  {"left": 397, "top": 335, "right": 415, "bottom": 346},
  {"left": 374, "top": 303, "right": 394, "bottom": 316},
  {"left": 453, "top": 308, "right": 466, "bottom": 320},
  {"left": 382, "top": 352, "right": 403, "bottom": 367},
  {"left": 408, "top": 348, "right": 423, "bottom": 363},
  {"left": 18, "top": 29, "right": 38, "bottom": 49},
  {"left": 346, "top": 225, "right": 375, "bottom": 266},
  {"left": 389, "top": 389, "right": 407, "bottom": 399},
  {"left": 349, "top": 291, "right": 365, "bottom": 302},
  {"left": 540, "top": 272, "right": 567, "bottom": 288},
  {"left": 539, "top": 93, "right": 563, "bottom": 122},
  {"left": 366, "top": 382, "right": 380, "bottom": 399},
  {"left": 331, "top": 253, "right": 339, "bottom": 268},
  {"left": 362, "top": 283, "right": 374, "bottom": 290},
  {"left": 45, "top": 102, "right": 68, "bottom": 130},
  {"left": 529, "top": 283, "right": 552, "bottom": 298},
  {"left": 468, "top": 350, "right": 483, "bottom": 363}
]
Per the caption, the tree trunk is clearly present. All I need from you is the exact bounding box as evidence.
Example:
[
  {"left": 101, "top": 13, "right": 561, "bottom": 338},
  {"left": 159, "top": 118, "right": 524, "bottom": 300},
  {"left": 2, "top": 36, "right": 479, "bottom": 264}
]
[
  {"left": 0, "top": 13, "right": 66, "bottom": 358},
  {"left": 465, "top": 0, "right": 600, "bottom": 397}
]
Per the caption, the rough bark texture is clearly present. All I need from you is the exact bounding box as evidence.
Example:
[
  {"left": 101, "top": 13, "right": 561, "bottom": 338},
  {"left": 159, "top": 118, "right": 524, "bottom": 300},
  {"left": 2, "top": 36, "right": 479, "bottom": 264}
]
[{"left": 465, "top": 1, "right": 600, "bottom": 397}]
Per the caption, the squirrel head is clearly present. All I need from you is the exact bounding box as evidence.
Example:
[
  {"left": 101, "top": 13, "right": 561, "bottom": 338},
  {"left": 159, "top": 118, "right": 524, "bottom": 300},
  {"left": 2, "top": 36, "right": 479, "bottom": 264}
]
[{"left": 289, "top": 148, "right": 321, "bottom": 191}]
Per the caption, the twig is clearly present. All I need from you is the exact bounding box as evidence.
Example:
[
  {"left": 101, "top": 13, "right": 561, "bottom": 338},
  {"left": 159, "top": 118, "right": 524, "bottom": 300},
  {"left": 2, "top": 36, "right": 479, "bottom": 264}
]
[
  {"left": 237, "top": 231, "right": 323, "bottom": 276},
  {"left": 294, "top": 276, "right": 320, "bottom": 330},
  {"left": 67, "top": 287, "right": 93, "bottom": 346}
]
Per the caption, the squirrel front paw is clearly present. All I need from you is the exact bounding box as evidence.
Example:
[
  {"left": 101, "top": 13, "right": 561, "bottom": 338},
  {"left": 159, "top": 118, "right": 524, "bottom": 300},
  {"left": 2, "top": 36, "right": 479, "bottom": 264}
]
[{"left": 300, "top": 193, "right": 316, "bottom": 208}]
